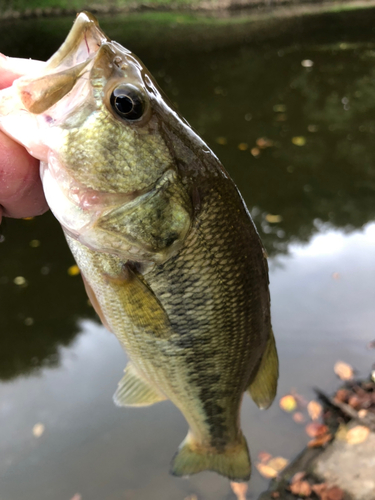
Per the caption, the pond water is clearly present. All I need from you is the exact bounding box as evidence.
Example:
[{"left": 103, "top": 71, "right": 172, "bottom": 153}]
[{"left": 1, "top": 8, "right": 375, "bottom": 500}]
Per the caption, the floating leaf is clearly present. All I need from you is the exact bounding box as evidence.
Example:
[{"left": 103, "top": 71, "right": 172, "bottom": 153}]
[
  {"left": 307, "top": 400, "right": 323, "bottom": 421},
  {"left": 345, "top": 425, "right": 370, "bottom": 444},
  {"left": 29, "top": 239, "right": 40, "bottom": 248},
  {"left": 305, "top": 422, "right": 329, "bottom": 438},
  {"left": 266, "top": 214, "right": 283, "bottom": 224},
  {"left": 291, "top": 136, "right": 306, "bottom": 146},
  {"left": 301, "top": 59, "right": 314, "bottom": 68},
  {"left": 334, "top": 361, "right": 354, "bottom": 380},
  {"left": 332, "top": 272, "right": 340, "bottom": 280},
  {"left": 307, "top": 433, "right": 332, "bottom": 448},
  {"left": 70, "top": 495, "right": 82, "bottom": 500},
  {"left": 32, "top": 423, "right": 45, "bottom": 438},
  {"left": 238, "top": 143, "right": 248, "bottom": 151},
  {"left": 215, "top": 137, "right": 227, "bottom": 145},
  {"left": 293, "top": 412, "right": 305, "bottom": 424},
  {"left": 279, "top": 395, "right": 297, "bottom": 412},
  {"left": 256, "top": 463, "right": 278, "bottom": 478},
  {"left": 68, "top": 265, "right": 80, "bottom": 276},
  {"left": 251, "top": 147, "right": 260, "bottom": 157},
  {"left": 230, "top": 482, "right": 248, "bottom": 500},
  {"left": 13, "top": 276, "right": 27, "bottom": 286},
  {"left": 290, "top": 479, "right": 312, "bottom": 497},
  {"left": 273, "top": 104, "right": 287, "bottom": 113},
  {"left": 267, "top": 457, "right": 289, "bottom": 472},
  {"left": 258, "top": 451, "right": 272, "bottom": 463},
  {"left": 256, "top": 456, "right": 289, "bottom": 479},
  {"left": 256, "top": 137, "right": 274, "bottom": 149}
]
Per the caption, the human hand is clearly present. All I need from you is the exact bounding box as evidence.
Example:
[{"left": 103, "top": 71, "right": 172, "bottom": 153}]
[{"left": 0, "top": 55, "right": 48, "bottom": 223}]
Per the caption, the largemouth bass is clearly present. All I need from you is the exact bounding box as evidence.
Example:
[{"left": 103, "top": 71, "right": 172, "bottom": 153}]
[{"left": 0, "top": 13, "right": 278, "bottom": 482}]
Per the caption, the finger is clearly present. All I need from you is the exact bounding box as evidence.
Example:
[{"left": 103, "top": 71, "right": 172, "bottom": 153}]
[
  {"left": 0, "top": 130, "right": 48, "bottom": 220},
  {"left": 0, "top": 54, "right": 45, "bottom": 89}
]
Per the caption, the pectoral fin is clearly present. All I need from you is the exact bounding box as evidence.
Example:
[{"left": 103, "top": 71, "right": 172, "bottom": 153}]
[
  {"left": 114, "top": 362, "right": 167, "bottom": 407},
  {"left": 248, "top": 329, "right": 279, "bottom": 409},
  {"left": 106, "top": 264, "right": 172, "bottom": 340}
]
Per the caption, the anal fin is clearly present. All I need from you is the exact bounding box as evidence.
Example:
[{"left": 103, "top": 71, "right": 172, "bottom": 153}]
[
  {"left": 248, "top": 329, "right": 279, "bottom": 409},
  {"left": 114, "top": 362, "right": 167, "bottom": 407}
]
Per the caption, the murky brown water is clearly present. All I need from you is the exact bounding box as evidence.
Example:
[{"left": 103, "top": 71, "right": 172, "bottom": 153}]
[{"left": 1, "top": 8, "right": 375, "bottom": 500}]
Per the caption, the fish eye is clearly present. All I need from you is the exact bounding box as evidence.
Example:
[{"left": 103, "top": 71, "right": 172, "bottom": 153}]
[{"left": 110, "top": 84, "right": 145, "bottom": 121}]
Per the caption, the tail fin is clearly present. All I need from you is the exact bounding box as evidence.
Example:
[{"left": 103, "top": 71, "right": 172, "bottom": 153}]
[{"left": 171, "top": 433, "right": 251, "bottom": 482}]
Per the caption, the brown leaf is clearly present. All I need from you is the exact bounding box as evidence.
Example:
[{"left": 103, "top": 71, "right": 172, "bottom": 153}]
[
  {"left": 312, "top": 483, "right": 327, "bottom": 497},
  {"left": 348, "top": 395, "right": 361, "bottom": 409},
  {"left": 290, "top": 480, "right": 312, "bottom": 497},
  {"left": 307, "top": 400, "right": 323, "bottom": 421},
  {"left": 290, "top": 471, "right": 306, "bottom": 484},
  {"left": 307, "top": 433, "right": 332, "bottom": 448},
  {"left": 305, "top": 422, "right": 329, "bottom": 438},
  {"left": 334, "top": 388, "right": 350, "bottom": 403},
  {"left": 267, "top": 457, "right": 289, "bottom": 472},
  {"left": 293, "top": 412, "right": 306, "bottom": 424},
  {"left": 256, "top": 463, "right": 278, "bottom": 479},
  {"left": 279, "top": 395, "right": 297, "bottom": 412},
  {"left": 326, "top": 486, "right": 344, "bottom": 500},
  {"left": 256, "top": 137, "right": 274, "bottom": 149},
  {"left": 345, "top": 425, "right": 370, "bottom": 444},
  {"left": 334, "top": 361, "right": 354, "bottom": 381},
  {"left": 258, "top": 451, "right": 272, "bottom": 463}
]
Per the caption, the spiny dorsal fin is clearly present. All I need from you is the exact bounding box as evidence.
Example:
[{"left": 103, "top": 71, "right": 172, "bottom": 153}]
[
  {"left": 113, "top": 362, "right": 167, "bottom": 407},
  {"left": 247, "top": 329, "right": 279, "bottom": 409}
]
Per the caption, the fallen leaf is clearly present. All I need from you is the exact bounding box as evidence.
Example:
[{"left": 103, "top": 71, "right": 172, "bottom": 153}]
[
  {"left": 267, "top": 456, "right": 289, "bottom": 472},
  {"left": 29, "top": 239, "right": 40, "bottom": 248},
  {"left": 256, "top": 463, "right": 278, "bottom": 478},
  {"left": 334, "top": 361, "right": 354, "bottom": 381},
  {"left": 345, "top": 425, "right": 370, "bottom": 444},
  {"left": 326, "top": 486, "right": 344, "bottom": 500},
  {"left": 279, "top": 395, "right": 297, "bottom": 412},
  {"left": 273, "top": 104, "right": 287, "bottom": 112},
  {"left": 230, "top": 482, "right": 248, "bottom": 500},
  {"left": 70, "top": 495, "right": 82, "bottom": 500},
  {"left": 251, "top": 147, "right": 260, "bottom": 157},
  {"left": 32, "top": 423, "right": 45, "bottom": 438},
  {"left": 307, "top": 400, "right": 323, "bottom": 421},
  {"left": 256, "top": 137, "right": 274, "bottom": 149},
  {"left": 68, "top": 265, "right": 80, "bottom": 276},
  {"left": 335, "top": 424, "right": 349, "bottom": 441},
  {"left": 301, "top": 59, "right": 314, "bottom": 68},
  {"left": 334, "top": 388, "right": 350, "bottom": 403},
  {"left": 291, "top": 136, "right": 306, "bottom": 146},
  {"left": 290, "top": 472, "right": 306, "bottom": 484},
  {"left": 307, "top": 433, "right": 332, "bottom": 448},
  {"left": 215, "top": 137, "right": 227, "bottom": 145},
  {"left": 266, "top": 214, "right": 283, "bottom": 223},
  {"left": 293, "top": 412, "right": 305, "bottom": 424},
  {"left": 258, "top": 451, "right": 272, "bottom": 463},
  {"left": 290, "top": 480, "right": 312, "bottom": 497},
  {"left": 305, "top": 422, "right": 329, "bottom": 438},
  {"left": 238, "top": 143, "right": 248, "bottom": 151},
  {"left": 14, "top": 276, "right": 27, "bottom": 286},
  {"left": 358, "top": 409, "right": 368, "bottom": 418}
]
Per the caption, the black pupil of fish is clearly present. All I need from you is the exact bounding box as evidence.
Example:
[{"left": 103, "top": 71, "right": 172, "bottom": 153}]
[{"left": 111, "top": 87, "right": 144, "bottom": 120}]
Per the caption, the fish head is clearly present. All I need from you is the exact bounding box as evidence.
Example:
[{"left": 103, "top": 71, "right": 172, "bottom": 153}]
[{"left": 0, "top": 12, "right": 194, "bottom": 261}]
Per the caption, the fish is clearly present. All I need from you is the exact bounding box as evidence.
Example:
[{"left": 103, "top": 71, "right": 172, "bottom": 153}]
[{"left": 0, "top": 12, "right": 278, "bottom": 482}]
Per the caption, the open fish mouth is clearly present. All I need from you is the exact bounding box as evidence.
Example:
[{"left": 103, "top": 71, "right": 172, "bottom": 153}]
[{"left": 16, "top": 12, "right": 109, "bottom": 115}]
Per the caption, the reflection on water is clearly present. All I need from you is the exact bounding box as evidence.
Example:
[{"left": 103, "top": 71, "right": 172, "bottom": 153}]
[{"left": 1, "top": 9, "right": 375, "bottom": 500}]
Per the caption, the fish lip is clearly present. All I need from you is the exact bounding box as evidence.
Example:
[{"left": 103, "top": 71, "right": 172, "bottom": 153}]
[{"left": 45, "top": 12, "right": 109, "bottom": 71}]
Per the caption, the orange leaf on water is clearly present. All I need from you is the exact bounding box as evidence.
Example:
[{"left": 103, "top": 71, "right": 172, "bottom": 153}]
[
  {"left": 305, "top": 422, "right": 329, "bottom": 438},
  {"left": 279, "top": 395, "right": 297, "bottom": 412},
  {"left": 334, "top": 361, "right": 354, "bottom": 380},
  {"left": 307, "top": 433, "right": 332, "bottom": 448},
  {"left": 307, "top": 400, "right": 323, "bottom": 421},
  {"left": 293, "top": 412, "right": 306, "bottom": 424}
]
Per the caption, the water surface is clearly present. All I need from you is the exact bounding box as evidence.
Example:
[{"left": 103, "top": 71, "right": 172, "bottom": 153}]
[{"left": 1, "top": 9, "right": 375, "bottom": 500}]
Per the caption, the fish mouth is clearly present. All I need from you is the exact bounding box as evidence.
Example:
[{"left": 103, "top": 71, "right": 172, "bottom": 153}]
[{"left": 16, "top": 12, "right": 109, "bottom": 114}]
